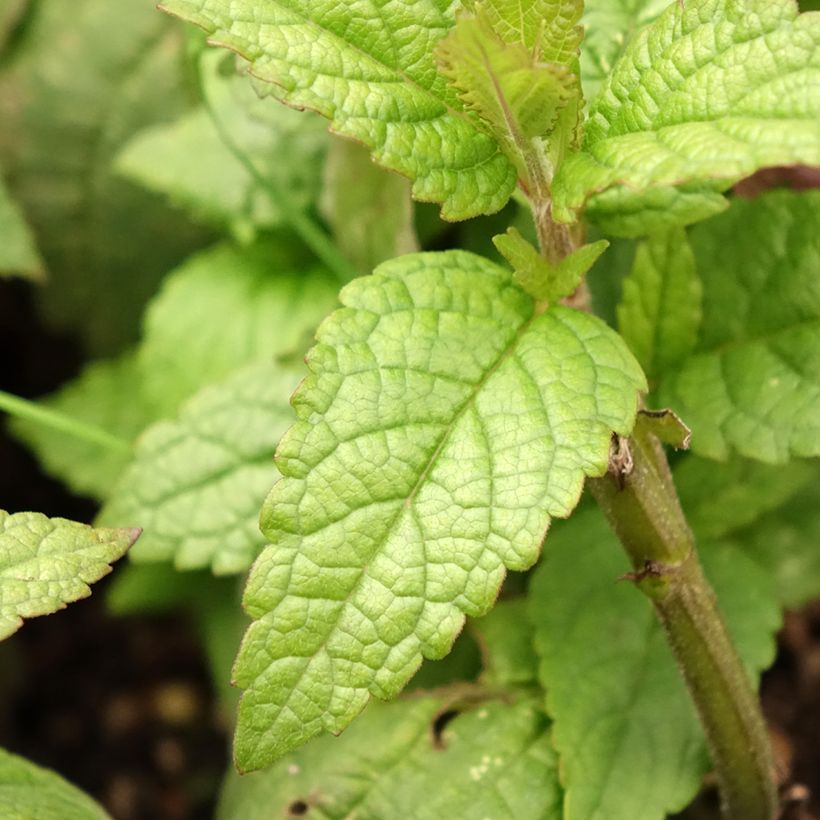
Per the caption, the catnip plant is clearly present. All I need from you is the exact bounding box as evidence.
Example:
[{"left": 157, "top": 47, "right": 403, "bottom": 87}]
[{"left": 0, "top": 0, "right": 819, "bottom": 818}]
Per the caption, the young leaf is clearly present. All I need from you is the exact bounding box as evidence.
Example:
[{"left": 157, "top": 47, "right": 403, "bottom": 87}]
[
  {"left": 617, "top": 227, "right": 702, "bottom": 382},
  {"left": 160, "top": 0, "right": 517, "bottom": 220},
  {"left": 0, "top": 748, "right": 110, "bottom": 820},
  {"left": 218, "top": 694, "right": 561, "bottom": 819},
  {"left": 436, "top": 10, "right": 574, "bottom": 193},
  {"left": 493, "top": 227, "right": 608, "bottom": 302},
  {"left": 232, "top": 249, "right": 645, "bottom": 769},
  {"left": 99, "top": 363, "right": 298, "bottom": 575},
  {"left": 0, "top": 173, "right": 43, "bottom": 280},
  {"left": 116, "top": 50, "right": 328, "bottom": 232},
  {"left": 529, "top": 508, "right": 779, "bottom": 820},
  {"left": 0, "top": 511, "right": 138, "bottom": 640},
  {"left": 656, "top": 190, "right": 820, "bottom": 462},
  {"left": 553, "top": 0, "right": 820, "bottom": 232},
  {"left": 320, "top": 138, "right": 419, "bottom": 276}
]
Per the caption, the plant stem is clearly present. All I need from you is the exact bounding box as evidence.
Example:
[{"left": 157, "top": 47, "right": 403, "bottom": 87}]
[
  {"left": 590, "top": 421, "right": 777, "bottom": 819},
  {"left": 199, "top": 79, "right": 359, "bottom": 285},
  {"left": 532, "top": 203, "right": 777, "bottom": 818},
  {"left": 0, "top": 390, "right": 131, "bottom": 453}
]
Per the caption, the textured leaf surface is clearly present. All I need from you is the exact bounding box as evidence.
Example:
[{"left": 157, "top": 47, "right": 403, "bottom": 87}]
[
  {"left": 656, "top": 190, "right": 820, "bottom": 462},
  {"left": 233, "top": 249, "right": 645, "bottom": 769},
  {"left": 530, "top": 508, "right": 779, "bottom": 820},
  {"left": 554, "top": 0, "right": 820, "bottom": 229},
  {"left": 0, "top": 748, "right": 110, "bottom": 820},
  {"left": 0, "top": 511, "right": 137, "bottom": 640},
  {"left": 100, "top": 363, "right": 297, "bottom": 575},
  {"left": 320, "top": 138, "right": 419, "bottom": 276},
  {"left": 160, "top": 0, "right": 518, "bottom": 220},
  {"left": 219, "top": 694, "right": 561, "bottom": 820},
  {"left": 116, "top": 50, "right": 328, "bottom": 231},
  {"left": 0, "top": 173, "right": 43, "bottom": 279},
  {"left": 617, "top": 228, "right": 701, "bottom": 382},
  {"left": 0, "top": 0, "right": 209, "bottom": 353}
]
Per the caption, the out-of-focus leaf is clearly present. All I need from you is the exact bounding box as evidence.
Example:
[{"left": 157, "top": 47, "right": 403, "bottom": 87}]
[{"left": 0, "top": 172, "right": 43, "bottom": 280}]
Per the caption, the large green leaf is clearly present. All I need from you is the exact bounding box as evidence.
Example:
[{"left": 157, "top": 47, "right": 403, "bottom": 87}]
[
  {"left": 159, "top": 0, "right": 518, "bottom": 220},
  {"left": 116, "top": 49, "right": 328, "bottom": 232},
  {"left": 218, "top": 693, "right": 561, "bottom": 820},
  {"left": 656, "top": 190, "right": 820, "bottom": 462},
  {"left": 0, "top": 173, "right": 42, "bottom": 280},
  {"left": 232, "top": 249, "right": 645, "bottom": 769},
  {"left": 617, "top": 227, "right": 702, "bottom": 383},
  {"left": 529, "top": 508, "right": 779, "bottom": 820},
  {"left": 554, "top": 0, "right": 820, "bottom": 232},
  {"left": 99, "top": 362, "right": 297, "bottom": 575},
  {"left": 0, "top": 0, "right": 209, "bottom": 353},
  {"left": 0, "top": 511, "right": 138, "bottom": 640},
  {"left": 0, "top": 748, "right": 110, "bottom": 820}
]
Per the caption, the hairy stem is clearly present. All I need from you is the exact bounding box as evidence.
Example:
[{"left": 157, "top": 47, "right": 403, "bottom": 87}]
[
  {"left": 0, "top": 390, "right": 131, "bottom": 453},
  {"left": 532, "top": 204, "right": 777, "bottom": 818}
]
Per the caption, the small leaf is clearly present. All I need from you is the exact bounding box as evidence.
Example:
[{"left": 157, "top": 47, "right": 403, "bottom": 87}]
[
  {"left": 218, "top": 693, "right": 562, "bottom": 820},
  {"left": 0, "top": 747, "right": 111, "bottom": 820},
  {"left": 320, "top": 138, "right": 419, "bottom": 276},
  {"left": 635, "top": 409, "right": 691, "bottom": 451},
  {"left": 494, "top": 227, "right": 608, "bottom": 302},
  {"left": 617, "top": 227, "right": 702, "bottom": 381},
  {"left": 0, "top": 510, "right": 138, "bottom": 640},
  {"left": 656, "top": 190, "right": 820, "bottom": 462},
  {"left": 0, "top": 173, "right": 43, "bottom": 280},
  {"left": 233, "top": 249, "right": 645, "bottom": 769},
  {"left": 160, "top": 0, "right": 517, "bottom": 220},
  {"left": 530, "top": 508, "right": 779, "bottom": 820},
  {"left": 554, "top": 0, "right": 820, "bottom": 231},
  {"left": 99, "top": 363, "right": 298, "bottom": 575}
]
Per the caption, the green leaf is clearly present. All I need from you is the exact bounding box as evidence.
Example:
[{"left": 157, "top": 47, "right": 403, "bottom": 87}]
[
  {"left": 0, "top": 173, "right": 43, "bottom": 280},
  {"left": 0, "top": 0, "right": 209, "bottom": 353},
  {"left": 160, "top": 0, "right": 517, "bottom": 220},
  {"left": 472, "top": 598, "right": 538, "bottom": 687},
  {"left": 617, "top": 227, "right": 702, "bottom": 382},
  {"left": 319, "top": 138, "right": 419, "bottom": 276},
  {"left": 493, "top": 227, "right": 608, "bottom": 302},
  {"left": 554, "top": 0, "right": 820, "bottom": 232},
  {"left": 116, "top": 50, "right": 328, "bottom": 232},
  {"left": 656, "top": 190, "right": 820, "bottom": 462},
  {"left": 437, "top": 10, "right": 575, "bottom": 192},
  {"left": 232, "top": 249, "right": 645, "bottom": 769},
  {"left": 529, "top": 508, "right": 779, "bottom": 820},
  {"left": 0, "top": 747, "right": 110, "bottom": 820},
  {"left": 0, "top": 511, "right": 138, "bottom": 640},
  {"left": 218, "top": 693, "right": 561, "bottom": 820},
  {"left": 99, "top": 362, "right": 298, "bottom": 575},
  {"left": 676, "top": 455, "right": 816, "bottom": 540}
]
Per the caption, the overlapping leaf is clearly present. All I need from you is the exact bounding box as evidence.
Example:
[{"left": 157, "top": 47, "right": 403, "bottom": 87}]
[
  {"left": 530, "top": 508, "right": 779, "bottom": 820},
  {"left": 0, "top": 748, "right": 110, "bottom": 820},
  {"left": 99, "top": 363, "right": 298, "bottom": 575},
  {"left": 218, "top": 694, "right": 561, "bottom": 820},
  {"left": 656, "top": 190, "right": 820, "bottom": 462},
  {"left": 0, "top": 511, "right": 138, "bottom": 640},
  {"left": 554, "top": 0, "right": 820, "bottom": 233},
  {"left": 232, "top": 249, "right": 645, "bottom": 769},
  {"left": 160, "top": 0, "right": 517, "bottom": 220}
]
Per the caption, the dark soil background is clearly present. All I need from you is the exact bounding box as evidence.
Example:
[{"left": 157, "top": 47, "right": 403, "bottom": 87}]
[{"left": 2, "top": 225, "right": 820, "bottom": 818}]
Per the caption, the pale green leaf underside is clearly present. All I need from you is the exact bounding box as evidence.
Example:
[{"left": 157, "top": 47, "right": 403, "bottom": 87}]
[
  {"left": 0, "top": 748, "right": 110, "bottom": 820},
  {"left": 233, "top": 249, "right": 645, "bottom": 769},
  {"left": 617, "top": 227, "right": 702, "bottom": 381},
  {"left": 219, "top": 694, "right": 561, "bottom": 820},
  {"left": 0, "top": 174, "right": 43, "bottom": 279},
  {"left": 160, "top": 0, "right": 517, "bottom": 220},
  {"left": 0, "top": 511, "right": 137, "bottom": 640},
  {"left": 530, "top": 509, "right": 779, "bottom": 820},
  {"left": 99, "top": 363, "right": 297, "bottom": 576},
  {"left": 554, "top": 0, "right": 820, "bottom": 226},
  {"left": 657, "top": 190, "right": 820, "bottom": 462}
]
